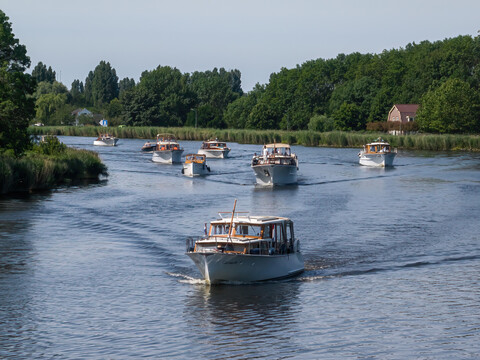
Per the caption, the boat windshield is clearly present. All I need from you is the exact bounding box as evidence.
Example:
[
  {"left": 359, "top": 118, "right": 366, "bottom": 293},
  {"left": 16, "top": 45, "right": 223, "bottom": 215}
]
[{"left": 210, "top": 223, "right": 263, "bottom": 237}]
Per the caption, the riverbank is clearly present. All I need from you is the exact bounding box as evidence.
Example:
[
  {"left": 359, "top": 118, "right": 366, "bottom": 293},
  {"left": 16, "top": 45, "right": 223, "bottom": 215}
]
[
  {"left": 28, "top": 126, "right": 480, "bottom": 151},
  {"left": 0, "top": 147, "right": 107, "bottom": 195}
]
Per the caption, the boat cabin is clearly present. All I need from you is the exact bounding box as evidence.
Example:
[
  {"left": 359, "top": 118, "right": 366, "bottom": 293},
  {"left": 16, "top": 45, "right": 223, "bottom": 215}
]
[
  {"left": 252, "top": 143, "right": 297, "bottom": 166},
  {"left": 363, "top": 138, "right": 391, "bottom": 154},
  {"left": 202, "top": 140, "right": 228, "bottom": 149},
  {"left": 185, "top": 154, "right": 206, "bottom": 164},
  {"left": 191, "top": 214, "right": 296, "bottom": 255},
  {"left": 155, "top": 134, "right": 181, "bottom": 151}
]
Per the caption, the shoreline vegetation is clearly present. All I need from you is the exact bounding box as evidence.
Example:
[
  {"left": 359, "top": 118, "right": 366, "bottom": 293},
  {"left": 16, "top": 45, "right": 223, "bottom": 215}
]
[
  {"left": 29, "top": 126, "right": 480, "bottom": 151},
  {"left": 0, "top": 139, "right": 107, "bottom": 195}
]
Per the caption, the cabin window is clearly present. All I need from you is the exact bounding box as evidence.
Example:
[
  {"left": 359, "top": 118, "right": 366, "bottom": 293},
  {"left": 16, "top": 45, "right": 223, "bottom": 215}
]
[
  {"left": 286, "top": 222, "right": 293, "bottom": 242},
  {"left": 234, "top": 224, "right": 262, "bottom": 237},
  {"left": 263, "top": 225, "right": 271, "bottom": 238}
]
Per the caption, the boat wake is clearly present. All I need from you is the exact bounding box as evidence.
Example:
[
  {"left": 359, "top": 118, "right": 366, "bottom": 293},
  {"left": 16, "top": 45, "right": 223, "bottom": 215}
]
[
  {"left": 300, "top": 254, "right": 480, "bottom": 282},
  {"left": 167, "top": 272, "right": 207, "bottom": 285}
]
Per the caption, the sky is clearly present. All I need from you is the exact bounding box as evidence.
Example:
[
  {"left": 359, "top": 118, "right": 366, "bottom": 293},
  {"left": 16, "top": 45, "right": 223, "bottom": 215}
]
[{"left": 2, "top": 0, "right": 480, "bottom": 92}]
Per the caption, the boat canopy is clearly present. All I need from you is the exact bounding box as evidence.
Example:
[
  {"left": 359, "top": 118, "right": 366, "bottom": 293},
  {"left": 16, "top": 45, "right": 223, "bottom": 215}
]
[
  {"left": 212, "top": 214, "right": 290, "bottom": 226},
  {"left": 265, "top": 143, "right": 290, "bottom": 149}
]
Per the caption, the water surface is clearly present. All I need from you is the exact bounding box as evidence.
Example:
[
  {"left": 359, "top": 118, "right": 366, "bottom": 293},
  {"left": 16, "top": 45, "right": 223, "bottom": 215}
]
[{"left": 1, "top": 136, "right": 479, "bottom": 359}]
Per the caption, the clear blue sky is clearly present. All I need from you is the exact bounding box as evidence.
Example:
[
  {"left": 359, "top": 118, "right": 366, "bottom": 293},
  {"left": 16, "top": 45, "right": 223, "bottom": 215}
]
[{"left": 2, "top": 0, "right": 479, "bottom": 92}]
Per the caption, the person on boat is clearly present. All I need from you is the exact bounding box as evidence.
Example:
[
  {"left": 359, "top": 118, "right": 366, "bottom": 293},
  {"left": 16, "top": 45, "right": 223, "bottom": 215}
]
[{"left": 262, "top": 145, "right": 268, "bottom": 161}]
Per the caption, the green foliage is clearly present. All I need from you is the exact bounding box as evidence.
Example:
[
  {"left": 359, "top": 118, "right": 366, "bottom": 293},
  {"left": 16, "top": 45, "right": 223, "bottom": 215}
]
[
  {"left": 416, "top": 78, "right": 480, "bottom": 133},
  {"left": 35, "top": 92, "right": 68, "bottom": 123},
  {"left": 32, "top": 62, "right": 56, "bottom": 83},
  {"left": 88, "top": 61, "right": 119, "bottom": 107},
  {"left": 122, "top": 65, "right": 193, "bottom": 126},
  {"left": 333, "top": 102, "right": 365, "bottom": 131},
  {"left": 27, "top": 125, "right": 480, "bottom": 151},
  {"left": 224, "top": 84, "right": 265, "bottom": 128},
  {"left": 308, "top": 114, "right": 335, "bottom": 132},
  {"left": 33, "top": 136, "right": 66, "bottom": 155},
  {"left": 106, "top": 98, "right": 123, "bottom": 118},
  {"left": 0, "top": 147, "right": 107, "bottom": 194},
  {"left": 119, "top": 77, "right": 135, "bottom": 97},
  {"left": 0, "top": 10, "right": 36, "bottom": 156},
  {"left": 70, "top": 79, "right": 85, "bottom": 106}
]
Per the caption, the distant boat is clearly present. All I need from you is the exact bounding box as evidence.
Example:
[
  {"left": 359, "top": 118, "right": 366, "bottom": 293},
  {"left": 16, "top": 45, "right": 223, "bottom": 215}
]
[
  {"left": 141, "top": 140, "right": 157, "bottom": 152},
  {"left": 186, "top": 200, "right": 304, "bottom": 284},
  {"left": 251, "top": 143, "right": 298, "bottom": 186},
  {"left": 198, "top": 139, "right": 231, "bottom": 158},
  {"left": 182, "top": 154, "right": 211, "bottom": 177},
  {"left": 93, "top": 134, "right": 118, "bottom": 146},
  {"left": 358, "top": 138, "right": 397, "bottom": 167},
  {"left": 151, "top": 134, "right": 184, "bottom": 164}
]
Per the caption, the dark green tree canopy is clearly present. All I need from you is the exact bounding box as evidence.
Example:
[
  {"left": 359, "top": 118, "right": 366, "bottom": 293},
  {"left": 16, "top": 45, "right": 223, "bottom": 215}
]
[
  {"left": 0, "top": 10, "right": 36, "bottom": 155},
  {"left": 32, "top": 61, "right": 56, "bottom": 83},
  {"left": 416, "top": 78, "right": 480, "bottom": 133},
  {"left": 87, "top": 61, "right": 119, "bottom": 107},
  {"left": 122, "top": 65, "right": 194, "bottom": 126}
]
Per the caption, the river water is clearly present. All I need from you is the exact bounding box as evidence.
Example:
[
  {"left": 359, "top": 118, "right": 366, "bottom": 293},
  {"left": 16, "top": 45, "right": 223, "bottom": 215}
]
[{"left": 1, "top": 136, "right": 479, "bottom": 359}]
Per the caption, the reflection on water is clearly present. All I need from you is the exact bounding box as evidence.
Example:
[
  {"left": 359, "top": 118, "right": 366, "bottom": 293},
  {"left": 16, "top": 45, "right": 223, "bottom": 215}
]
[{"left": 184, "top": 282, "right": 302, "bottom": 359}]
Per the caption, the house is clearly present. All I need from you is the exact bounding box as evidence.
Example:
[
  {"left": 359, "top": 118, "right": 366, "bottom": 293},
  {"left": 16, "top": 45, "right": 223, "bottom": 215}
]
[
  {"left": 71, "top": 108, "right": 93, "bottom": 126},
  {"left": 387, "top": 104, "right": 419, "bottom": 135},
  {"left": 387, "top": 104, "right": 419, "bottom": 123}
]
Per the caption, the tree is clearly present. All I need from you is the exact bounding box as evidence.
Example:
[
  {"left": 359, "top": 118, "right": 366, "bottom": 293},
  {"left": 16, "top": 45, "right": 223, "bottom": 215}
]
[
  {"left": 89, "top": 61, "right": 119, "bottom": 107},
  {"left": 119, "top": 77, "right": 135, "bottom": 97},
  {"left": 0, "top": 10, "right": 36, "bottom": 155},
  {"left": 333, "top": 102, "right": 364, "bottom": 131},
  {"left": 187, "top": 68, "right": 243, "bottom": 125},
  {"left": 122, "top": 66, "right": 194, "bottom": 126},
  {"left": 32, "top": 61, "right": 56, "bottom": 83},
  {"left": 416, "top": 78, "right": 480, "bottom": 133},
  {"left": 308, "top": 114, "right": 335, "bottom": 132},
  {"left": 70, "top": 79, "right": 85, "bottom": 106},
  {"left": 246, "top": 101, "right": 276, "bottom": 129},
  {"left": 35, "top": 93, "right": 68, "bottom": 124}
]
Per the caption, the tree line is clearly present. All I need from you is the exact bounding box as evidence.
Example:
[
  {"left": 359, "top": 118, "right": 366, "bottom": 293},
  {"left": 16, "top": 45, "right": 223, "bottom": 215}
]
[
  {"left": 33, "top": 34, "right": 480, "bottom": 135},
  {"left": 2, "top": 7, "right": 480, "bottom": 160}
]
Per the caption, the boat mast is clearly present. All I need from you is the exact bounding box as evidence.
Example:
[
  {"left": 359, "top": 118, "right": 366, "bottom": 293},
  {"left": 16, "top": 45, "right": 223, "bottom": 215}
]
[{"left": 227, "top": 199, "right": 237, "bottom": 242}]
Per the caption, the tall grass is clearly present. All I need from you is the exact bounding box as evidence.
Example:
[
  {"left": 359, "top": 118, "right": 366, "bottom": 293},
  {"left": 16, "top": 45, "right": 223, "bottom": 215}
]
[
  {"left": 28, "top": 126, "right": 480, "bottom": 151},
  {"left": 0, "top": 148, "right": 107, "bottom": 195}
]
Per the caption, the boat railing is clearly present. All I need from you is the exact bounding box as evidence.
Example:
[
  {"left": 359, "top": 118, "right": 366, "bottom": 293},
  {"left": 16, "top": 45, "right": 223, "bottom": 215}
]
[
  {"left": 217, "top": 211, "right": 249, "bottom": 221},
  {"left": 252, "top": 155, "right": 297, "bottom": 166},
  {"left": 186, "top": 236, "right": 205, "bottom": 252}
]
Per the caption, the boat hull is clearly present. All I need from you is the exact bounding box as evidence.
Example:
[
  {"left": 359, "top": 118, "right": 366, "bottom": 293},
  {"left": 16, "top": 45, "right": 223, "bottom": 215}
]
[
  {"left": 93, "top": 138, "right": 118, "bottom": 146},
  {"left": 187, "top": 252, "right": 304, "bottom": 284},
  {"left": 183, "top": 162, "right": 210, "bottom": 177},
  {"left": 359, "top": 152, "right": 396, "bottom": 167},
  {"left": 198, "top": 148, "right": 230, "bottom": 159},
  {"left": 152, "top": 149, "right": 184, "bottom": 164},
  {"left": 252, "top": 164, "right": 297, "bottom": 186}
]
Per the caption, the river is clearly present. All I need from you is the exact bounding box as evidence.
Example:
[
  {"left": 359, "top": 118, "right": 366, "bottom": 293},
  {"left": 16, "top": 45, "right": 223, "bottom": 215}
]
[{"left": 1, "top": 136, "right": 479, "bottom": 359}]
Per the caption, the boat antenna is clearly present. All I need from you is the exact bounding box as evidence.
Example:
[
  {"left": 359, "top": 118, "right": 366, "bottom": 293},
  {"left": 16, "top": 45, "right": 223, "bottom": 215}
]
[{"left": 228, "top": 199, "right": 237, "bottom": 241}]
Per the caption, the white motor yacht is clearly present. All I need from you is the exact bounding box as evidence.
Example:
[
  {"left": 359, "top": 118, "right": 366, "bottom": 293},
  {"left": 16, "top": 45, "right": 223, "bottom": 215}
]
[
  {"left": 358, "top": 138, "right": 397, "bottom": 167},
  {"left": 93, "top": 134, "right": 118, "bottom": 146},
  {"left": 186, "top": 200, "right": 304, "bottom": 284},
  {"left": 152, "top": 134, "right": 184, "bottom": 164},
  {"left": 251, "top": 143, "right": 298, "bottom": 186},
  {"left": 182, "top": 154, "right": 211, "bottom": 177},
  {"left": 198, "top": 139, "right": 231, "bottom": 158}
]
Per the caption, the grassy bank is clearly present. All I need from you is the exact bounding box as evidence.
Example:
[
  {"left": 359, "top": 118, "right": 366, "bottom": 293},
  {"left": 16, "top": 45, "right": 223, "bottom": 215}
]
[
  {"left": 0, "top": 146, "right": 107, "bottom": 195},
  {"left": 28, "top": 126, "right": 480, "bottom": 151}
]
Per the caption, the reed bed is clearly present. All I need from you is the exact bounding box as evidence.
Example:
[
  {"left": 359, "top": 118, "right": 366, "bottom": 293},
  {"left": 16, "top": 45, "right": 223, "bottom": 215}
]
[
  {"left": 0, "top": 148, "right": 107, "bottom": 194},
  {"left": 28, "top": 126, "right": 480, "bottom": 151}
]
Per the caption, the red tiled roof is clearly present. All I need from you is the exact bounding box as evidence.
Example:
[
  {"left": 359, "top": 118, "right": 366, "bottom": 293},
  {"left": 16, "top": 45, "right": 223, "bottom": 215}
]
[{"left": 395, "top": 104, "right": 419, "bottom": 113}]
